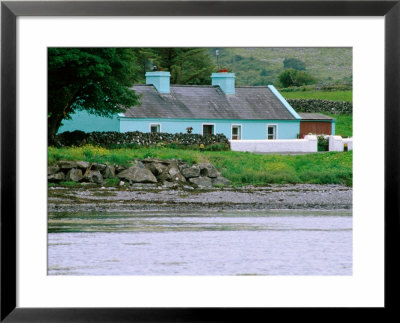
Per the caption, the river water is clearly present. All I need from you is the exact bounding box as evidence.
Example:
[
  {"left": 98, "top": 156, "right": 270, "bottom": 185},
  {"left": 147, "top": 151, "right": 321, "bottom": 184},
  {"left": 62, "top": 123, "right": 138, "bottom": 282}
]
[{"left": 48, "top": 209, "right": 352, "bottom": 276}]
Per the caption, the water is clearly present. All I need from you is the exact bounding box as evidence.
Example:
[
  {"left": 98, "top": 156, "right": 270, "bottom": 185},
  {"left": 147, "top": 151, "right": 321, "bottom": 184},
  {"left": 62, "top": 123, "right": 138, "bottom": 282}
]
[{"left": 48, "top": 210, "right": 352, "bottom": 275}]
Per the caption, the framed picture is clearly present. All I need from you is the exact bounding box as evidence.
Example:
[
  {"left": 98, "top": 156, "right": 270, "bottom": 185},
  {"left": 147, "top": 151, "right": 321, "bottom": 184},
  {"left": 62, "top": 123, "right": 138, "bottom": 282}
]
[{"left": 1, "top": 0, "right": 399, "bottom": 321}]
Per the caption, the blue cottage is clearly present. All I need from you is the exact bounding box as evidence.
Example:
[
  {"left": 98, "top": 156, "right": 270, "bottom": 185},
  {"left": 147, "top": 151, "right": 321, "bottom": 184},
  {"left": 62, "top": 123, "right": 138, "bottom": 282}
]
[{"left": 58, "top": 71, "right": 334, "bottom": 140}]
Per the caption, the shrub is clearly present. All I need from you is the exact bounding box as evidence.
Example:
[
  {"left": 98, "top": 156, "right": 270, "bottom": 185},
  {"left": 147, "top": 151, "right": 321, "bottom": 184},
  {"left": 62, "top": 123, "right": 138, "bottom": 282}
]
[{"left": 317, "top": 136, "right": 329, "bottom": 151}]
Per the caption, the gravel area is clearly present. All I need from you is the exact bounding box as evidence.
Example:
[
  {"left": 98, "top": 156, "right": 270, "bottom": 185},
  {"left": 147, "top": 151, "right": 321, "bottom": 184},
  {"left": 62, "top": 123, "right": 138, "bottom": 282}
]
[{"left": 48, "top": 184, "right": 352, "bottom": 213}]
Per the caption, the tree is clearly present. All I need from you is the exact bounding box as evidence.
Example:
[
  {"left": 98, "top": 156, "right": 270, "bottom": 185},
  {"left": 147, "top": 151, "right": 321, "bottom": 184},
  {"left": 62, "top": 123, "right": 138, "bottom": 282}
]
[
  {"left": 48, "top": 48, "right": 141, "bottom": 142},
  {"left": 283, "top": 58, "right": 306, "bottom": 71},
  {"left": 146, "top": 48, "right": 215, "bottom": 84},
  {"left": 278, "top": 69, "right": 316, "bottom": 87}
]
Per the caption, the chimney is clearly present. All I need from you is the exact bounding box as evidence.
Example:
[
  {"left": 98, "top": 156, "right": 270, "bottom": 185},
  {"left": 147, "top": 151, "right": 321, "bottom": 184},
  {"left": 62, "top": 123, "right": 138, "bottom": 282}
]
[
  {"left": 145, "top": 71, "right": 171, "bottom": 94},
  {"left": 211, "top": 71, "right": 235, "bottom": 94}
]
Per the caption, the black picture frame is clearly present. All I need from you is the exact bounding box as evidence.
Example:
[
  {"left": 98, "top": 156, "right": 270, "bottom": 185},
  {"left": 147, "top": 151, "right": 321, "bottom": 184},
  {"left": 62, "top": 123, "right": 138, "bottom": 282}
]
[{"left": 1, "top": 1, "right": 399, "bottom": 321}]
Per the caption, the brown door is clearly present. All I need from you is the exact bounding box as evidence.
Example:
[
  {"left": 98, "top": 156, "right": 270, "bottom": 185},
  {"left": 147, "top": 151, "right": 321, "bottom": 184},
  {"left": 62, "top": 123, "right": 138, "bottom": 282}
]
[
  {"left": 300, "top": 121, "right": 331, "bottom": 138},
  {"left": 203, "top": 124, "right": 214, "bottom": 135}
]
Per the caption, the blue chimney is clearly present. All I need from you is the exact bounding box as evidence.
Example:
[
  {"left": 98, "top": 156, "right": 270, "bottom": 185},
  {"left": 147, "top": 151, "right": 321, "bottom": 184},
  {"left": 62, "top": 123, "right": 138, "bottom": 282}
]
[
  {"left": 211, "top": 72, "right": 235, "bottom": 94},
  {"left": 145, "top": 71, "right": 171, "bottom": 94}
]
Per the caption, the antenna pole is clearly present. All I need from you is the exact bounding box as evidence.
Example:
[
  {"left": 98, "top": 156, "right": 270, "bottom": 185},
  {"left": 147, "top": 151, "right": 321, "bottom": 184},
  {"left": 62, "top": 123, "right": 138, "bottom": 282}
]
[{"left": 216, "top": 49, "right": 219, "bottom": 71}]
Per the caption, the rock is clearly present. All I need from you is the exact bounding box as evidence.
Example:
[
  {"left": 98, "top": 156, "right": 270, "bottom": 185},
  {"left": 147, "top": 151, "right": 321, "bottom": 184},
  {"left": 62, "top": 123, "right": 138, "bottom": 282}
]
[
  {"left": 48, "top": 165, "right": 60, "bottom": 175},
  {"left": 147, "top": 162, "right": 167, "bottom": 176},
  {"left": 84, "top": 170, "right": 103, "bottom": 184},
  {"left": 212, "top": 176, "right": 231, "bottom": 187},
  {"left": 181, "top": 165, "right": 200, "bottom": 178},
  {"left": 119, "top": 181, "right": 125, "bottom": 186},
  {"left": 117, "top": 166, "right": 157, "bottom": 183},
  {"left": 48, "top": 172, "right": 65, "bottom": 182},
  {"left": 115, "top": 165, "right": 126, "bottom": 173},
  {"left": 167, "top": 164, "right": 186, "bottom": 182},
  {"left": 76, "top": 161, "right": 90, "bottom": 170},
  {"left": 129, "top": 160, "right": 146, "bottom": 169},
  {"left": 103, "top": 165, "right": 116, "bottom": 178},
  {"left": 198, "top": 163, "right": 220, "bottom": 178},
  {"left": 66, "top": 168, "right": 83, "bottom": 182},
  {"left": 189, "top": 176, "right": 213, "bottom": 188},
  {"left": 91, "top": 163, "right": 107, "bottom": 172},
  {"left": 57, "top": 160, "right": 77, "bottom": 170},
  {"left": 162, "top": 181, "right": 177, "bottom": 188}
]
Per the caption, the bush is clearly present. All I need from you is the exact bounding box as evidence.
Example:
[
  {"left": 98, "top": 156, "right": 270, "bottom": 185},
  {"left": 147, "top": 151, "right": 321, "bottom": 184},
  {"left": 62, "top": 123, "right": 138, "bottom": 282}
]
[
  {"left": 278, "top": 69, "right": 317, "bottom": 87},
  {"left": 317, "top": 136, "right": 329, "bottom": 151}
]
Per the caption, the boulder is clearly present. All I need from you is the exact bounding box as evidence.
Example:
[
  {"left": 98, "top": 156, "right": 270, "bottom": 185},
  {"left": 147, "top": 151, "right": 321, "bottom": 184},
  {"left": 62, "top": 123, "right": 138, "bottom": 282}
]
[
  {"left": 103, "top": 165, "right": 116, "bottom": 178},
  {"left": 57, "top": 160, "right": 77, "bottom": 170},
  {"left": 166, "top": 163, "right": 186, "bottom": 182},
  {"left": 181, "top": 165, "right": 200, "bottom": 178},
  {"left": 189, "top": 176, "right": 213, "bottom": 188},
  {"left": 129, "top": 160, "right": 146, "bottom": 169},
  {"left": 66, "top": 168, "right": 83, "bottom": 182},
  {"left": 146, "top": 162, "right": 167, "bottom": 176},
  {"left": 115, "top": 165, "right": 126, "bottom": 173},
  {"left": 48, "top": 165, "right": 60, "bottom": 175},
  {"left": 84, "top": 170, "right": 103, "bottom": 184},
  {"left": 198, "top": 163, "right": 220, "bottom": 178},
  {"left": 48, "top": 172, "right": 65, "bottom": 182},
  {"left": 76, "top": 161, "right": 90, "bottom": 170},
  {"left": 117, "top": 166, "right": 157, "bottom": 183},
  {"left": 212, "top": 176, "right": 231, "bottom": 187},
  {"left": 91, "top": 163, "right": 107, "bottom": 172}
]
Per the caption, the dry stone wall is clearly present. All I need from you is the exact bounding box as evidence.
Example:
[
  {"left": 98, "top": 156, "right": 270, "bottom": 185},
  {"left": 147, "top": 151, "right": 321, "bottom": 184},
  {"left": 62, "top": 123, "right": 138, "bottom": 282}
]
[{"left": 48, "top": 158, "right": 231, "bottom": 189}]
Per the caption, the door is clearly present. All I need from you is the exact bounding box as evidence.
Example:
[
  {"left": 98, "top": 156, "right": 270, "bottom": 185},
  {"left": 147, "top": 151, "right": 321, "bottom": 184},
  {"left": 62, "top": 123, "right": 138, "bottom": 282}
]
[{"left": 202, "top": 124, "right": 214, "bottom": 135}]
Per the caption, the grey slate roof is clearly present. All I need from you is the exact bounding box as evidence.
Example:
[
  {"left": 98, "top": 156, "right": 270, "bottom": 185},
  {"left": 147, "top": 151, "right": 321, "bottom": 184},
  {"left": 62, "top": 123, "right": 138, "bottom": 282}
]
[
  {"left": 123, "top": 85, "right": 296, "bottom": 120},
  {"left": 298, "top": 113, "right": 334, "bottom": 120}
]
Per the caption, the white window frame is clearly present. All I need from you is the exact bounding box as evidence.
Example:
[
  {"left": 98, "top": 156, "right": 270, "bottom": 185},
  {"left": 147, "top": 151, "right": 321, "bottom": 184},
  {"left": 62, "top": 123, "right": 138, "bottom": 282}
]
[
  {"left": 202, "top": 123, "right": 216, "bottom": 135},
  {"left": 266, "top": 124, "right": 278, "bottom": 140},
  {"left": 149, "top": 123, "right": 161, "bottom": 133},
  {"left": 231, "top": 124, "right": 242, "bottom": 140}
]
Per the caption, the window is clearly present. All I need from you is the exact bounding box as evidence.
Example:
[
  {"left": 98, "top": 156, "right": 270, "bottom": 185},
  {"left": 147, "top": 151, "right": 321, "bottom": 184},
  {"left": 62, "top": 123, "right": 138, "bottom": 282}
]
[
  {"left": 231, "top": 125, "right": 241, "bottom": 140},
  {"left": 150, "top": 124, "right": 161, "bottom": 133},
  {"left": 267, "top": 125, "right": 277, "bottom": 140},
  {"left": 202, "top": 124, "right": 215, "bottom": 135}
]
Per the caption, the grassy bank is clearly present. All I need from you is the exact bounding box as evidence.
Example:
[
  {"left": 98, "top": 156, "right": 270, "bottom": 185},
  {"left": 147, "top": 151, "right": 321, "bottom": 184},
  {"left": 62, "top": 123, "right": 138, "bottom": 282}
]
[
  {"left": 330, "top": 114, "right": 352, "bottom": 138},
  {"left": 49, "top": 146, "right": 352, "bottom": 187},
  {"left": 282, "top": 90, "right": 352, "bottom": 102}
]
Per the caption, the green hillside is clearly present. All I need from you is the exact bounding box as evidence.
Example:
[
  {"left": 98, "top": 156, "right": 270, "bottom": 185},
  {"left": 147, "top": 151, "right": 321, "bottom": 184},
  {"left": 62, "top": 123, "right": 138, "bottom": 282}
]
[{"left": 208, "top": 48, "right": 352, "bottom": 87}]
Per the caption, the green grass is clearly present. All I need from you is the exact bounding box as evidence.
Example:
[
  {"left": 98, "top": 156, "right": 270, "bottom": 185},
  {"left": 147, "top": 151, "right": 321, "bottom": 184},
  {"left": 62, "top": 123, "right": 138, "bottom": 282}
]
[
  {"left": 330, "top": 114, "right": 353, "bottom": 138},
  {"left": 283, "top": 90, "right": 352, "bottom": 102},
  {"left": 48, "top": 146, "right": 352, "bottom": 187}
]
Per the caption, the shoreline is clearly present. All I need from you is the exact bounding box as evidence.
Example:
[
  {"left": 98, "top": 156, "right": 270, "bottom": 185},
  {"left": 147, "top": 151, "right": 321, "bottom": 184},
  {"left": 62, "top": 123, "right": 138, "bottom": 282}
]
[{"left": 48, "top": 183, "right": 352, "bottom": 213}]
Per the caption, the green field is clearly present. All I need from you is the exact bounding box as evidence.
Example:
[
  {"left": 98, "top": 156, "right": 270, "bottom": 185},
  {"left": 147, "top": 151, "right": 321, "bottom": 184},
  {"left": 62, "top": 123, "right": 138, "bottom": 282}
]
[
  {"left": 49, "top": 146, "right": 352, "bottom": 187},
  {"left": 329, "top": 114, "right": 352, "bottom": 138},
  {"left": 283, "top": 90, "right": 352, "bottom": 102},
  {"left": 210, "top": 47, "right": 352, "bottom": 86}
]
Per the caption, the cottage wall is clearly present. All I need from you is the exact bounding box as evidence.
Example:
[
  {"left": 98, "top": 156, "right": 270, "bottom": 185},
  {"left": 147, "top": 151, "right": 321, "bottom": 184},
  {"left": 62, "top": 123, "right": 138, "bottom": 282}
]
[
  {"left": 57, "top": 110, "right": 120, "bottom": 133},
  {"left": 119, "top": 118, "right": 300, "bottom": 140}
]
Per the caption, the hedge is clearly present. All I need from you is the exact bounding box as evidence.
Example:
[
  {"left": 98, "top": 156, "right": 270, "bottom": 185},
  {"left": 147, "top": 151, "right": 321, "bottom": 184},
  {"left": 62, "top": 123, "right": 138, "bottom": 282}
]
[
  {"left": 53, "top": 130, "right": 231, "bottom": 150},
  {"left": 287, "top": 99, "right": 352, "bottom": 115}
]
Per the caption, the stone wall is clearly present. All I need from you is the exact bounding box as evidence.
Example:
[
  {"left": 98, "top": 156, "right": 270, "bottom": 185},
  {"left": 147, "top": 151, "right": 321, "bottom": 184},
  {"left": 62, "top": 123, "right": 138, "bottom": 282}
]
[
  {"left": 48, "top": 158, "right": 231, "bottom": 189},
  {"left": 53, "top": 130, "right": 230, "bottom": 150}
]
